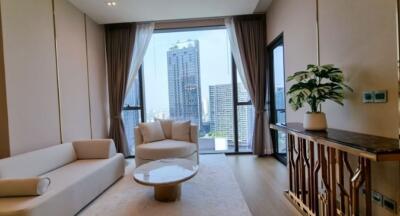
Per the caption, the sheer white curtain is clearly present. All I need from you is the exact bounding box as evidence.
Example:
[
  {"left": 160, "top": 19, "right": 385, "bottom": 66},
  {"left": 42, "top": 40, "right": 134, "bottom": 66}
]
[
  {"left": 125, "top": 22, "right": 155, "bottom": 97},
  {"left": 225, "top": 17, "right": 250, "bottom": 94}
]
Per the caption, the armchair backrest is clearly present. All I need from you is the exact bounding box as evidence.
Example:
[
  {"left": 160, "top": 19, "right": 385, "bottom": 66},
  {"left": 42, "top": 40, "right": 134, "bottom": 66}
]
[
  {"left": 189, "top": 124, "right": 198, "bottom": 144},
  {"left": 134, "top": 124, "right": 198, "bottom": 146},
  {"left": 134, "top": 127, "right": 144, "bottom": 145}
]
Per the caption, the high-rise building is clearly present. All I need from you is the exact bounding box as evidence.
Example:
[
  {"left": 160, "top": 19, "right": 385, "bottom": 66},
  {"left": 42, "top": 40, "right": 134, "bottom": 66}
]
[
  {"left": 209, "top": 84, "right": 253, "bottom": 146},
  {"left": 167, "top": 40, "right": 202, "bottom": 127},
  {"left": 209, "top": 84, "right": 234, "bottom": 142},
  {"left": 275, "top": 87, "right": 286, "bottom": 123}
]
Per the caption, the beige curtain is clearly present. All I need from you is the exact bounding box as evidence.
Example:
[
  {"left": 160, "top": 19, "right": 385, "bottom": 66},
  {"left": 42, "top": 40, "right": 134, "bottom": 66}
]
[
  {"left": 105, "top": 23, "right": 136, "bottom": 156},
  {"left": 234, "top": 15, "right": 273, "bottom": 156}
]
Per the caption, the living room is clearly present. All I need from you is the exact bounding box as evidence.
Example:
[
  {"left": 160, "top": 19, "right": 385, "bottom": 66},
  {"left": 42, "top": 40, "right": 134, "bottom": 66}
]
[{"left": 0, "top": 0, "right": 399, "bottom": 216}]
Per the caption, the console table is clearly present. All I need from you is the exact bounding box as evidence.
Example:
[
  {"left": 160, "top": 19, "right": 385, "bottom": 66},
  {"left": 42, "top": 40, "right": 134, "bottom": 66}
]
[{"left": 270, "top": 123, "right": 400, "bottom": 216}]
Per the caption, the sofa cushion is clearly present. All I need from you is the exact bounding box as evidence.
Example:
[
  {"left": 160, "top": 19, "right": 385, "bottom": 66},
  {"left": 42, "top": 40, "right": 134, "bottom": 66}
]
[
  {"left": 0, "top": 143, "right": 77, "bottom": 179},
  {"left": 0, "top": 154, "right": 124, "bottom": 216},
  {"left": 139, "top": 121, "right": 166, "bottom": 143},
  {"left": 136, "top": 139, "right": 196, "bottom": 160},
  {"left": 171, "top": 120, "right": 191, "bottom": 142},
  {"left": 155, "top": 118, "right": 173, "bottom": 139},
  {"left": 0, "top": 177, "right": 51, "bottom": 197}
]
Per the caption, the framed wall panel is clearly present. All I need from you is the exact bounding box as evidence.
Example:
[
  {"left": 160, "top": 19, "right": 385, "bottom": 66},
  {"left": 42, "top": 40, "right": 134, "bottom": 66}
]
[
  {"left": 54, "top": 0, "right": 91, "bottom": 142},
  {"left": 1, "top": 0, "right": 61, "bottom": 154}
]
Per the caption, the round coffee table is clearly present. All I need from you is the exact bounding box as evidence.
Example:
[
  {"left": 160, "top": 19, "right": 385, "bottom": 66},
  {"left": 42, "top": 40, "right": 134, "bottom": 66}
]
[{"left": 133, "top": 158, "right": 199, "bottom": 202}]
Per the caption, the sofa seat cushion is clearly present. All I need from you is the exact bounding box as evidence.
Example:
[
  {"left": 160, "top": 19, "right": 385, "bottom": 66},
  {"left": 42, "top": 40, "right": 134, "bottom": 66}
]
[
  {"left": 0, "top": 154, "right": 124, "bottom": 216},
  {"left": 136, "top": 140, "right": 196, "bottom": 160}
]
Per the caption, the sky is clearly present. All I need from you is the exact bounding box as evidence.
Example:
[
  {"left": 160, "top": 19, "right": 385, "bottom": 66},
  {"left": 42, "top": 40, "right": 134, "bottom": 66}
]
[
  {"left": 143, "top": 28, "right": 236, "bottom": 114},
  {"left": 273, "top": 45, "right": 285, "bottom": 88},
  {"left": 141, "top": 28, "right": 282, "bottom": 117}
]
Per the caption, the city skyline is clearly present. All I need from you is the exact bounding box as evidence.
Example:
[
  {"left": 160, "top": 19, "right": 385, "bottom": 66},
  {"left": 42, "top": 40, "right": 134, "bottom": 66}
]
[
  {"left": 209, "top": 83, "right": 253, "bottom": 147},
  {"left": 123, "top": 28, "right": 257, "bottom": 154},
  {"left": 143, "top": 29, "right": 232, "bottom": 114}
]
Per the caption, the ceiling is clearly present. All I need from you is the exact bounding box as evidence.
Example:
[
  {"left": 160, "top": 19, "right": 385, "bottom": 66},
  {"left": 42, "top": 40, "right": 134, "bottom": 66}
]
[{"left": 68, "top": 0, "right": 272, "bottom": 24}]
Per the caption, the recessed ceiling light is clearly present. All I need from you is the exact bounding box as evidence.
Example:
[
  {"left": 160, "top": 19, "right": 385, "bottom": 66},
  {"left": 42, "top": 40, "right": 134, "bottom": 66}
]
[{"left": 107, "top": 1, "right": 116, "bottom": 6}]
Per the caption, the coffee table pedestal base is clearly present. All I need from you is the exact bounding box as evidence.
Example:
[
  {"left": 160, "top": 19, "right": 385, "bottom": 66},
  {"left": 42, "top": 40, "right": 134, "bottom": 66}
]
[{"left": 154, "top": 184, "right": 181, "bottom": 202}]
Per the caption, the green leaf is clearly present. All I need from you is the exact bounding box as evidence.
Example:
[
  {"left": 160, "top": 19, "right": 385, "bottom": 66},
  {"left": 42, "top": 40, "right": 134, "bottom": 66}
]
[{"left": 285, "top": 64, "right": 352, "bottom": 111}]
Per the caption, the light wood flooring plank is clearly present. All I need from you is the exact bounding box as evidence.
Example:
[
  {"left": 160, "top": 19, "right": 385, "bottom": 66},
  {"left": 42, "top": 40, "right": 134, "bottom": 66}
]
[{"left": 226, "top": 155, "right": 300, "bottom": 216}]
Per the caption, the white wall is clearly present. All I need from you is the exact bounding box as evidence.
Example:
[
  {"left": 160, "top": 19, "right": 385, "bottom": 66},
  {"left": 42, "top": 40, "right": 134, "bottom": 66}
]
[
  {"left": 266, "top": 0, "right": 399, "bottom": 215},
  {"left": 319, "top": 0, "right": 398, "bottom": 139},
  {"left": 267, "top": 0, "right": 398, "bottom": 138},
  {"left": 0, "top": 0, "right": 108, "bottom": 156}
]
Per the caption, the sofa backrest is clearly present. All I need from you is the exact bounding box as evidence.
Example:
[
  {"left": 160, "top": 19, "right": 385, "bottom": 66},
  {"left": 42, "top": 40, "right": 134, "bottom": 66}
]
[{"left": 0, "top": 143, "right": 77, "bottom": 178}]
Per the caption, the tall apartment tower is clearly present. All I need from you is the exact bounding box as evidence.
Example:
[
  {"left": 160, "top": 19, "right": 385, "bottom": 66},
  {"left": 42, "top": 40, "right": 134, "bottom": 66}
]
[
  {"left": 209, "top": 84, "right": 253, "bottom": 145},
  {"left": 167, "top": 40, "right": 202, "bottom": 127},
  {"left": 209, "top": 84, "right": 234, "bottom": 141}
]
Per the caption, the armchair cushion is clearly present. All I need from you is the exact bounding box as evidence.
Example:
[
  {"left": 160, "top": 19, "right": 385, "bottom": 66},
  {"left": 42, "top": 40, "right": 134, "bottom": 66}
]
[
  {"left": 171, "top": 120, "right": 191, "bottom": 142},
  {"left": 139, "top": 121, "right": 166, "bottom": 143},
  {"left": 136, "top": 140, "right": 197, "bottom": 160},
  {"left": 155, "top": 118, "right": 173, "bottom": 139},
  {"left": 0, "top": 177, "right": 51, "bottom": 197},
  {"left": 73, "top": 139, "right": 116, "bottom": 159}
]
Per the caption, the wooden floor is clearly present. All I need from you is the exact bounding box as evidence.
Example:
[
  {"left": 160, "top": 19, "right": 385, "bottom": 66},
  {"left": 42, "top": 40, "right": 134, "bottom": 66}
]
[{"left": 226, "top": 155, "right": 300, "bottom": 216}]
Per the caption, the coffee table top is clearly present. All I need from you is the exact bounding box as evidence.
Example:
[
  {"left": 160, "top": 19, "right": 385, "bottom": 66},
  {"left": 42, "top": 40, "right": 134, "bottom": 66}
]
[{"left": 133, "top": 158, "right": 199, "bottom": 186}]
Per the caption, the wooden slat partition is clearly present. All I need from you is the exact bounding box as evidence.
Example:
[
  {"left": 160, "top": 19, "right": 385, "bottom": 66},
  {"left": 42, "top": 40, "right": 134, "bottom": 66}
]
[{"left": 270, "top": 123, "right": 400, "bottom": 216}]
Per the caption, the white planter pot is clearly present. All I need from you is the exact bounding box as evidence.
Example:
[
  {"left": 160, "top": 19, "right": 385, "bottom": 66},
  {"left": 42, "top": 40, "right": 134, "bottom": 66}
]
[{"left": 303, "top": 112, "right": 327, "bottom": 131}]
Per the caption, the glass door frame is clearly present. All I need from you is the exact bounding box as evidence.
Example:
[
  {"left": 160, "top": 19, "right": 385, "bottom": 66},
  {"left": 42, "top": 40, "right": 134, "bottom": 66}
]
[
  {"left": 230, "top": 57, "right": 253, "bottom": 154},
  {"left": 268, "top": 33, "right": 287, "bottom": 165},
  {"left": 122, "top": 66, "right": 145, "bottom": 122}
]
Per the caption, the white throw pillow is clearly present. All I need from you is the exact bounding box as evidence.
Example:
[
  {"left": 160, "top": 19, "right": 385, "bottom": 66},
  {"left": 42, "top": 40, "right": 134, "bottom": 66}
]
[
  {"left": 171, "top": 120, "right": 191, "bottom": 142},
  {"left": 139, "top": 121, "right": 166, "bottom": 143},
  {"left": 154, "top": 118, "right": 173, "bottom": 139},
  {"left": 0, "top": 177, "right": 51, "bottom": 197}
]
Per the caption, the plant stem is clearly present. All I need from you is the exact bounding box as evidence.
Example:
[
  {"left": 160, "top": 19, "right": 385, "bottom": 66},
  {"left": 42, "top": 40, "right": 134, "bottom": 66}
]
[{"left": 309, "top": 98, "right": 318, "bottom": 113}]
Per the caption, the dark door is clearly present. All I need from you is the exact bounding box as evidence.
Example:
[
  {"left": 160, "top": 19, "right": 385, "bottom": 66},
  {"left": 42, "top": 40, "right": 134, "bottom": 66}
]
[{"left": 268, "top": 34, "right": 287, "bottom": 165}]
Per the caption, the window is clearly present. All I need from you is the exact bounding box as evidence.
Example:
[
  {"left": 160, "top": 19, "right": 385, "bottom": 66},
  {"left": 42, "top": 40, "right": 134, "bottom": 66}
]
[
  {"left": 233, "top": 69, "right": 254, "bottom": 152},
  {"left": 124, "top": 26, "right": 255, "bottom": 155},
  {"left": 122, "top": 69, "right": 144, "bottom": 156},
  {"left": 268, "top": 34, "right": 287, "bottom": 164}
]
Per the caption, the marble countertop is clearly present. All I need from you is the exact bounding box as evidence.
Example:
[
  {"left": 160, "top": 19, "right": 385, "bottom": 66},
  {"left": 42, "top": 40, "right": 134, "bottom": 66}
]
[{"left": 271, "top": 122, "right": 400, "bottom": 161}]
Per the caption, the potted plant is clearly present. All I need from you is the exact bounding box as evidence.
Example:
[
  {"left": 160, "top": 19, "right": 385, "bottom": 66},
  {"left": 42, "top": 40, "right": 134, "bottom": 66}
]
[{"left": 286, "top": 64, "right": 353, "bottom": 130}]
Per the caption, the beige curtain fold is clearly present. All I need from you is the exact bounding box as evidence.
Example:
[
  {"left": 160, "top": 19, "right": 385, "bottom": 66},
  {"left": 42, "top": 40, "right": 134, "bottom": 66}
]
[
  {"left": 234, "top": 14, "right": 273, "bottom": 156},
  {"left": 105, "top": 23, "right": 136, "bottom": 156}
]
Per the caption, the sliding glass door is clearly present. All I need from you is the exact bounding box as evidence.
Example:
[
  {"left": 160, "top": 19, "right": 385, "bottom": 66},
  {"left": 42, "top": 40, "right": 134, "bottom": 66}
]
[
  {"left": 268, "top": 34, "right": 287, "bottom": 164},
  {"left": 232, "top": 66, "right": 254, "bottom": 152}
]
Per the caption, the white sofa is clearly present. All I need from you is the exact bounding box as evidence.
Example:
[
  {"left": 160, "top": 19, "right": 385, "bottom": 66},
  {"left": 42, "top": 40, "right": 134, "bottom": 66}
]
[
  {"left": 0, "top": 139, "right": 125, "bottom": 216},
  {"left": 134, "top": 124, "right": 199, "bottom": 167}
]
